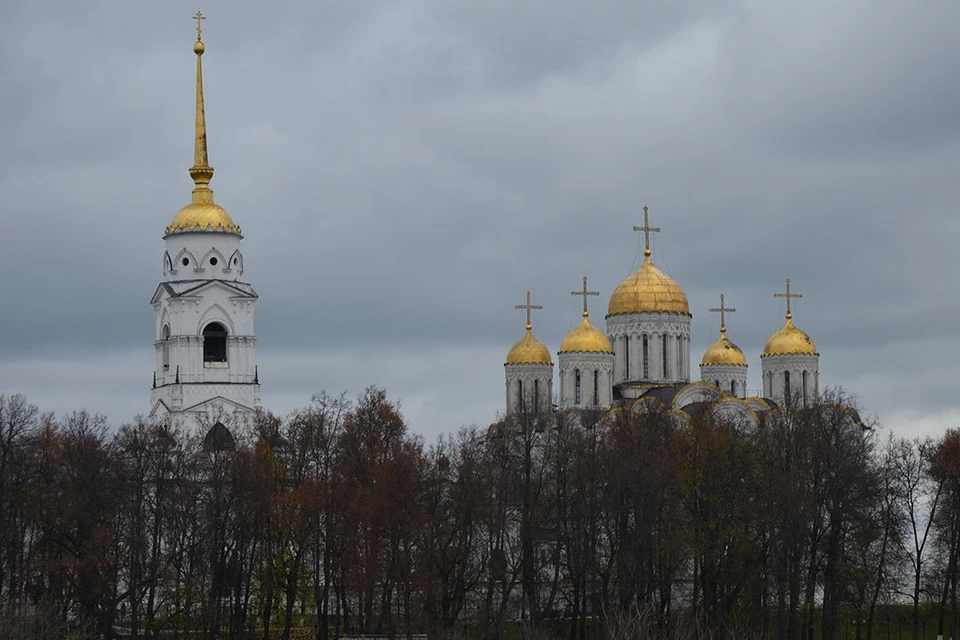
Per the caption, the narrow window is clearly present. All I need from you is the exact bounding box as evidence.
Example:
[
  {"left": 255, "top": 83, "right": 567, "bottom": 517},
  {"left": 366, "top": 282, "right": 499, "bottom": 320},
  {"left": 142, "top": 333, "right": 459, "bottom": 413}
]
[
  {"left": 731, "top": 380, "right": 736, "bottom": 396},
  {"left": 517, "top": 380, "right": 523, "bottom": 410},
  {"left": 625, "top": 335, "right": 630, "bottom": 379},
  {"left": 594, "top": 370, "right": 599, "bottom": 406},
  {"left": 784, "top": 371, "right": 791, "bottom": 405},
  {"left": 802, "top": 370, "right": 808, "bottom": 406},
  {"left": 715, "top": 380, "right": 720, "bottom": 388},
  {"left": 575, "top": 370, "right": 581, "bottom": 405},
  {"left": 534, "top": 379, "right": 540, "bottom": 412},
  {"left": 203, "top": 322, "right": 228, "bottom": 363},
  {"left": 642, "top": 335, "right": 649, "bottom": 379},
  {"left": 662, "top": 334, "right": 669, "bottom": 378},
  {"left": 162, "top": 325, "right": 171, "bottom": 370},
  {"left": 677, "top": 336, "right": 683, "bottom": 378}
]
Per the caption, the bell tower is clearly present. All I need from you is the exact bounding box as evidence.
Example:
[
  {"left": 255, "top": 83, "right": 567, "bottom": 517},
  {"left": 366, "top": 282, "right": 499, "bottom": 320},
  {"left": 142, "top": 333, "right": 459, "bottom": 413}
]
[{"left": 149, "top": 13, "right": 261, "bottom": 428}]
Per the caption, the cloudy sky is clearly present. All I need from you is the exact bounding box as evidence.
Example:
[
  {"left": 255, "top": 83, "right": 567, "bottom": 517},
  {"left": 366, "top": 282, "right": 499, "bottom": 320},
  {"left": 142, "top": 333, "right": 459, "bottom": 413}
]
[{"left": 2, "top": 0, "right": 960, "bottom": 441}]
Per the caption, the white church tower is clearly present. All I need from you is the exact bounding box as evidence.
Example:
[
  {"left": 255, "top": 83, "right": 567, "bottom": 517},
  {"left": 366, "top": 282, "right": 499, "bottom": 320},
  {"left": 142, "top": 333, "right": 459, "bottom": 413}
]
[
  {"left": 606, "top": 207, "right": 692, "bottom": 400},
  {"left": 504, "top": 292, "right": 554, "bottom": 415},
  {"left": 149, "top": 15, "right": 261, "bottom": 428},
  {"left": 558, "top": 277, "right": 615, "bottom": 410},
  {"left": 700, "top": 294, "right": 748, "bottom": 398},
  {"left": 761, "top": 279, "right": 819, "bottom": 406}
]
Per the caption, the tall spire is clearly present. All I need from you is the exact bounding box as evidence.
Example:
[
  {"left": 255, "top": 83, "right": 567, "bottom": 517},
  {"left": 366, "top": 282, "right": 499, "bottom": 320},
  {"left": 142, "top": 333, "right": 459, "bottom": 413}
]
[{"left": 189, "top": 11, "right": 215, "bottom": 204}]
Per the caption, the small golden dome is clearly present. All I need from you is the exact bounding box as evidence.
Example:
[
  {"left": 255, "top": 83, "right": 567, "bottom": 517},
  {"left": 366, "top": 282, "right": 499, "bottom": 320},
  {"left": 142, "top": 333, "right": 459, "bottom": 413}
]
[
  {"left": 559, "top": 316, "right": 613, "bottom": 355},
  {"left": 701, "top": 331, "right": 747, "bottom": 367},
  {"left": 506, "top": 328, "right": 553, "bottom": 366},
  {"left": 607, "top": 256, "right": 689, "bottom": 316},
  {"left": 166, "top": 202, "right": 241, "bottom": 234},
  {"left": 762, "top": 317, "right": 818, "bottom": 357}
]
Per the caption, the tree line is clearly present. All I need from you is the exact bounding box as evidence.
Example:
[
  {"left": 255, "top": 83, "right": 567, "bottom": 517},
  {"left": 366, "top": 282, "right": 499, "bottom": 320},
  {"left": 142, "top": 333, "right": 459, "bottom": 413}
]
[{"left": 0, "top": 388, "right": 959, "bottom": 640}]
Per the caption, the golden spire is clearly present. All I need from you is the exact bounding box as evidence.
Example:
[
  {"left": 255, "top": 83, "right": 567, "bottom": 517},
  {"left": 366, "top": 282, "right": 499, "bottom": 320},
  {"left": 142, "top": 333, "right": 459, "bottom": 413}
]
[
  {"left": 189, "top": 11, "right": 215, "bottom": 204},
  {"left": 571, "top": 276, "right": 600, "bottom": 318},
  {"left": 632, "top": 205, "right": 660, "bottom": 261},
  {"left": 709, "top": 293, "right": 736, "bottom": 337}
]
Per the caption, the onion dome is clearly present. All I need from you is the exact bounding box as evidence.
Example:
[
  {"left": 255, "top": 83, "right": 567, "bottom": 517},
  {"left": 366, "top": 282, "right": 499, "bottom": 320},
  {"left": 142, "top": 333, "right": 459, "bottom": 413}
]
[
  {"left": 506, "top": 328, "right": 553, "bottom": 365},
  {"left": 559, "top": 316, "right": 613, "bottom": 354},
  {"left": 762, "top": 317, "right": 818, "bottom": 357},
  {"left": 701, "top": 330, "right": 747, "bottom": 366},
  {"left": 166, "top": 20, "right": 241, "bottom": 236},
  {"left": 607, "top": 255, "right": 689, "bottom": 316}
]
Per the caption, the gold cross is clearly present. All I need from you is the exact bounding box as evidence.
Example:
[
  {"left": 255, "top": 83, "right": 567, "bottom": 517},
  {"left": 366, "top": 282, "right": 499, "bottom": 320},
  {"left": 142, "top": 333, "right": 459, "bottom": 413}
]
[
  {"left": 193, "top": 10, "right": 206, "bottom": 41},
  {"left": 709, "top": 293, "right": 736, "bottom": 334},
  {"left": 632, "top": 205, "right": 660, "bottom": 258},
  {"left": 514, "top": 291, "right": 543, "bottom": 330},
  {"left": 571, "top": 276, "right": 600, "bottom": 318},
  {"left": 774, "top": 278, "right": 802, "bottom": 319}
]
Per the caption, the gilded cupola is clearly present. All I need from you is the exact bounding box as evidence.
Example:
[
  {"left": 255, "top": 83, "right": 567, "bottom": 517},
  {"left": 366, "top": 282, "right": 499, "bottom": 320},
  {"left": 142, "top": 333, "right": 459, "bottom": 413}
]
[
  {"left": 762, "top": 279, "right": 818, "bottom": 357},
  {"left": 166, "top": 16, "right": 241, "bottom": 236},
  {"left": 701, "top": 293, "right": 746, "bottom": 366},
  {"left": 505, "top": 291, "right": 553, "bottom": 366},
  {"left": 607, "top": 206, "right": 689, "bottom": 317},
  {"left": 560, "top": 277, "right": 613, "bottom": 354}
]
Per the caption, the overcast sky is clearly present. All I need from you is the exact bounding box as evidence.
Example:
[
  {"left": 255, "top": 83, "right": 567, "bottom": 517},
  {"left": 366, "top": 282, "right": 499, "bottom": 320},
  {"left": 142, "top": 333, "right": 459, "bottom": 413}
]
[{"left": 2, "top": 0, "right": 960, "bottom": 441}]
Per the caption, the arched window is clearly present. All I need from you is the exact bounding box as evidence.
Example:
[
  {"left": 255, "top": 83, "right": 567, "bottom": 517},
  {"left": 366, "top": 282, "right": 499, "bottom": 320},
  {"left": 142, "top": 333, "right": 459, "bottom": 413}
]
[
  {"left": 575, "top": 370, "right": 581, "bottom": 405},
  {"left": 662, "top": 334, "right": 669, "bottom": 378},
  {"left": 677, "top": 336, "right": 684, "bottom": 378},
  {"left": 642, "top": 335, "right": 649, "bottom": 379},
  {"left": 534, "top": 379, "right": 540, "bottom": 412},
  {"left": 594, "top": 370, "right": 599, "bottom": 407},
  {"left": 624, "top": 335, "right": 630, "bottom": 379},
  {"left": 517, "top": 380, "right": 523, "bottom": 410},
  {"left": 784, "top": 371, "right": 791, "bottom": 405},
  {"left": 162, "top": 325, "right": 171, "bottom": 370},
  {"left": 731, "top": 380, "right": 736, "bottom": 396},
  {"left": 802, "top": 370, "right": 808, "bottom": 406},
  {"left": 203, "top": 322, "right": 228, "bottom": 363}
]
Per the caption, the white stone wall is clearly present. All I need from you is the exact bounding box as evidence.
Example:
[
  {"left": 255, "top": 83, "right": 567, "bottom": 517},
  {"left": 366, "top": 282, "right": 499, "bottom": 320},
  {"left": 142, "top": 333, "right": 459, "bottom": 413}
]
[
  {"left": 505, "top": 363, "right": 554, "bottom": 414},
  {"left": 163, "top": 231, "right": 243, "bottom": 282},
  {"left": 558, "top": 352, "right": 615, "bottom": 409},
  {"left": 760, "top": 353, "right": 819, "bottom": 406},
  {"left": 699, "top": 364, "right": 749, "bottom": 398},
  {"left": 606, "top": 312, "right": 692, "bottom": 385}
]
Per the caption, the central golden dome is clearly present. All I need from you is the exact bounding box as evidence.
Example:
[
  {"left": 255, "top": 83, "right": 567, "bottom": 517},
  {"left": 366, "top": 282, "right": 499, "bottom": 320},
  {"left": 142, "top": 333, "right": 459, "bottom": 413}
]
[
  {"left": 701, "top": 331, "right": 747, "bottom": 367},
  {"left": 559, "top": 316, "right": 613, "bottom": 354},
  {"left": 762, "top": 317, "right": 818, "bottom": 357},
  {"left": 506, "top": 329, "right": 553, "bottom": 366},
  {"left": 608, "top": 256, "right": 689, "bottom": 316},
  {"left": 166, "top": 202, "right": 240, "bottom": 234}
]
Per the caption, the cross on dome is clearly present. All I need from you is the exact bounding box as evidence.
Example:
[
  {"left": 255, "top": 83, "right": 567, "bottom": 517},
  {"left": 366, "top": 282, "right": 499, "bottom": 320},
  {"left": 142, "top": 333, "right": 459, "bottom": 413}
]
[
  {"left": 774, "top": 278, "right": 803, "bottom": 320},
  {"left": 514, "top": 291, "right": 543, "bottom": 331},
  {"left": 571, "top": 276, "right": 600, "bottom": 318},
  {"left": 632, "top": 205, "right": 660, "bottom": 258},
  {"left": 709, "top": 293, "right": 736, "bottom": 335}
]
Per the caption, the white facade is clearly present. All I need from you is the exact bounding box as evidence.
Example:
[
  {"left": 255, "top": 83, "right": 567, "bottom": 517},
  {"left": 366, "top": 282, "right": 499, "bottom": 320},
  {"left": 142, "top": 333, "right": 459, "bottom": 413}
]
[
  {"left": 558, "top": 353, "right": 615, "bottom": 410},
  {"left": 761, "top": 353, "right": 819, "bottom": 407},
  {"left": 699, "top": 364, "right": 748, "bottom": 399},
  {"left": 505, "top": 364, "right": 554, "bottom": 415},
  {"left": 606, "top": 312, "right": 692, "bottom": 387},
  {"left": 149, "top": 229, "right": 260, "bottom": 428}
]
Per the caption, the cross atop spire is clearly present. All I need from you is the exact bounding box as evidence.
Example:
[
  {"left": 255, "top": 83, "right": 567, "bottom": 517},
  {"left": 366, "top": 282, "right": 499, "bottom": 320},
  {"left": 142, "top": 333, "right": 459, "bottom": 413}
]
[
  {"left": 774, "top": 278, "right": 803, "bottom": 320},
  {"left": 709, "top": 293, "right": 736, "bottom": 335},
  {"left": 514, "top": 291, "right": 543, "bottom": 331},
  {"left": 632, "top": 205, "right": 660, "bottom": 259},
  {"left": 193, "top": 10, "right": 206, "bottom": 41},
  {"left": 571, "top": 276, "right": 600, "bottom": 318}
]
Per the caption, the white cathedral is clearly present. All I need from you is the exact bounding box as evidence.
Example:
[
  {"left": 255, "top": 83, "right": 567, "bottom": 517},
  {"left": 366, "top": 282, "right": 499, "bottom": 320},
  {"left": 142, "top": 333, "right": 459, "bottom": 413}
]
[
  {"left": 503, "top": 207, "right": 823, "bottom": 427},
  {"left": 149, "top": 22, "right": 260, "bottom": 429}
]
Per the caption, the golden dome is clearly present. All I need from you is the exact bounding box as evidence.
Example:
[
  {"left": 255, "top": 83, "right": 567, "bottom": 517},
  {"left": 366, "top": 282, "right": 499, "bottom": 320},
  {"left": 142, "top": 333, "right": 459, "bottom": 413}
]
[
  {"left": 607, "top": 256, "right": 689, "bottom": 316},
  {"left": 701, "top": 331, "right": 747, "bottom": 367},
  {"left": 559, "top": 316, "right": 613, "bottom": 354},
  {"left": 166, "top": 202, "right": 240, "bottom": 234},
  {"left": 506, "top": 328, "right": 553, "bottom": 366},
  {"left": 762, "top": 317, "right": 818, "bottom": 357}
]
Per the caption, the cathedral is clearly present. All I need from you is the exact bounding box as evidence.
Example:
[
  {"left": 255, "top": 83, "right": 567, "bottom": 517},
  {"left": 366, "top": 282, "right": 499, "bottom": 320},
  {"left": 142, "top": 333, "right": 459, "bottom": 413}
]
[
  {"left": 503, "top": 207, "right": 822, "bottom": 427},
  {"left": 149, "top": 16, "right": 260, "bottom": 430}
]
